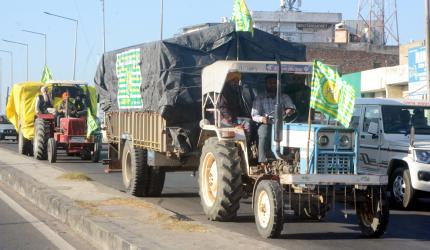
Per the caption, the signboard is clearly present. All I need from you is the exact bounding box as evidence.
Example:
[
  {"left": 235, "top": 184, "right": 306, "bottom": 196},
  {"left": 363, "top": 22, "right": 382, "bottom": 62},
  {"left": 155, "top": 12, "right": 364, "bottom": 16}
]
[
  {"left": 408, "top": 46, "right": 427, "bottom": 99},
  {"left": 265, "top": 64, "right": 312, "bottom": 74},
  {"left": 116, "top": 49, "right": 143, "bottom": 109}
]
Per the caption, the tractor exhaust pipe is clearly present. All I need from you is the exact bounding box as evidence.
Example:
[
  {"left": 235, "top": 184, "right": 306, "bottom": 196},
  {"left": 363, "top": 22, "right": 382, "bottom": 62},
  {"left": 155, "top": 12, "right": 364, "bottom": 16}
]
[{"left": 273, "top": 57, "right": 282, "bottom": 160}]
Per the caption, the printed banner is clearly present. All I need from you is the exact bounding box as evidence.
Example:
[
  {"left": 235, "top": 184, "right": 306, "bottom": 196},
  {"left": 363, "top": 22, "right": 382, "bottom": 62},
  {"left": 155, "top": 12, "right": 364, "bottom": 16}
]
[{"left": 116, "top": 49, "right": 143, "bottom": 109}]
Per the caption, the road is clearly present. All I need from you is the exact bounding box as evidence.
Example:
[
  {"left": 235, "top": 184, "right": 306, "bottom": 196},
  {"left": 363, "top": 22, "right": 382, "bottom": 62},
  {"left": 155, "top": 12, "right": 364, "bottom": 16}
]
[
  {"left": 1, "top": 141, "right": 429, "bottom": 250},
  {"left": 0, "top": 180, "right": 93, "bottom": 250}
]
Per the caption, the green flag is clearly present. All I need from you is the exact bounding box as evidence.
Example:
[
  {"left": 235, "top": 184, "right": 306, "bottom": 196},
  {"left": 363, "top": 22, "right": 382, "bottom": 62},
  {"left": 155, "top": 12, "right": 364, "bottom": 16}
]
[
  {"left": 41, "top": 65, "right": 53, "bottom": 83},
  {"left": 310, "top": 60, "right": 356, "bottom": 127},
  {"left": 232, "top": 0, "right": 253, "bottom": 34},
  {"left": 86, "top": 108, "right": 99, "bottom": 138}
]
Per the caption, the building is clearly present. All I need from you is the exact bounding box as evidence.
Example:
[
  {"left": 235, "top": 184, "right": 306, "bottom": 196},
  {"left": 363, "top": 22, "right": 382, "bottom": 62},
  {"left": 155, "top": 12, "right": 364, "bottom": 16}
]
[
  {"left": 343, "top": 41, "right": 426, "bottom": 99},
  {"left": 251, "top": 10, "right": 399, "bottom": 75},
  {"left": 343, "top": 65, "right": 408, "bottom": 98},
  {"left": 251, "top": 11, "right": 342, "bottom": 43}
]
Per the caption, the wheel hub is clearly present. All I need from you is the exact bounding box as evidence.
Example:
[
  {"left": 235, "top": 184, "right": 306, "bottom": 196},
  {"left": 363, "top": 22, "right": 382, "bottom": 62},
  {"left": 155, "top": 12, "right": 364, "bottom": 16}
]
[
  {"left": 257, "top": 190, "right": 271, "bottom": 228},
  {"left": 393, "top": 175, "right": 405, "bottom": 202},
  {"left": 123, "top": 151, "right": 132, "bottom": 186},
  {"left": 202, "top": 153, "right": 218, "bottom": 207}
]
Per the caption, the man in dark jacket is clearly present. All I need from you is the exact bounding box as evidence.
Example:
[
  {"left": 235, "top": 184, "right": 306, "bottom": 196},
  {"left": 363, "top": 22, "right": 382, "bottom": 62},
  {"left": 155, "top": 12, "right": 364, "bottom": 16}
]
[{"left": 35, "top": 86, "right": 53, "bottom": 115}]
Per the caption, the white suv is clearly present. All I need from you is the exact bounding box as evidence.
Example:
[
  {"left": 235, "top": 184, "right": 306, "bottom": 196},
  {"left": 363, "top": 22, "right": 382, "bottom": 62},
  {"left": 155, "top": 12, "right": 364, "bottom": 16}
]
[
  {"left": 0, "top": 115, "right": 17, "bottom": 141},
  {"left": 352, "top": 98, "right": 430, "bottom": 208}
]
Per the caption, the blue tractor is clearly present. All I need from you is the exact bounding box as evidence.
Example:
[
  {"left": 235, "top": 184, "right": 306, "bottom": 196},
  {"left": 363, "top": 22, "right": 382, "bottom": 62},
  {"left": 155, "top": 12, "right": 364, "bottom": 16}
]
[{"left": 198, "top": 60, "right": 389, "bottom": 238}]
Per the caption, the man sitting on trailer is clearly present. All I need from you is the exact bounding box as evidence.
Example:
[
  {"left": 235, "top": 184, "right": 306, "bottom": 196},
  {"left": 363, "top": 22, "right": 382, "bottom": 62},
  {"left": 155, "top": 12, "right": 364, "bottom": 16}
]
[
  {"left": 35, "top": 86, "right": 53, "bottom": 115},
  {"left": 251, "top": 75, "right": 295, "bottom": 163}
]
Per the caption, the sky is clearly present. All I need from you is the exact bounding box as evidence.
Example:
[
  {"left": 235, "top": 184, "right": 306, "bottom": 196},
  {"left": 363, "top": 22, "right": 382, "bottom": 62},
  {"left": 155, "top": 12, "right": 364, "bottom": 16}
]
[{"left": 0, "top": 0, "right": 425, "bottom": 113}]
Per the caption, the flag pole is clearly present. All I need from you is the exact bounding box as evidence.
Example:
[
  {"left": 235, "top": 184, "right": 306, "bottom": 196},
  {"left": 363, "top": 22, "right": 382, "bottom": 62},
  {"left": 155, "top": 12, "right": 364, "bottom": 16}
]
[
  {"left": 236, "top": 32, "right": 239, "bottom": 61},
  {"left": 306, "top": 107, "right": 312, "bottom": 175}
]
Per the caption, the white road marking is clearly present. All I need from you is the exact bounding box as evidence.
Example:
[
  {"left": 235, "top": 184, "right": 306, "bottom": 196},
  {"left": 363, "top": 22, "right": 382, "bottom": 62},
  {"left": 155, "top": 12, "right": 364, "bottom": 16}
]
[{"left": 0, "top": 189, "right": 76, "bottom": 250}]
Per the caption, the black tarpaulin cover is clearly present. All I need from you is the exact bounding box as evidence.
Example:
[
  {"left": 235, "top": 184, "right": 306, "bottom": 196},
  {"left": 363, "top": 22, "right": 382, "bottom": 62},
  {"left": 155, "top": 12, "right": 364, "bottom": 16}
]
[
  {"left": 95, "top": 23, "right": 305, "bottom": 121},
  {"left": 94, "top": 23, "right": 305, "bottom": 151}
]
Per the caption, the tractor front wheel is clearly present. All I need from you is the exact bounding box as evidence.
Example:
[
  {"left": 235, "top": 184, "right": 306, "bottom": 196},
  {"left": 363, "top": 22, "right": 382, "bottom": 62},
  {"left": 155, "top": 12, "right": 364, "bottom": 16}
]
[
  {"left": 33, "top": 118, "right": 49, "bottom": 160},
  {"left": 47, "top": 138, "right": 57, "bottom": 163},
  {"left": 254, "top": 180, "right": 284, "bottom": 238}
]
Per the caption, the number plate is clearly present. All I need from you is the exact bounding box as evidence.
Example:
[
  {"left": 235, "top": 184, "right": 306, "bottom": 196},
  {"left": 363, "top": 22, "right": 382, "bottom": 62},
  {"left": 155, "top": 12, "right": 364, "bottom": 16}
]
[
  {"left": 70, "top": 137, "right": 86, "bottom": 143},
  {"left": 5, "top": 136, "right": 16, "bottom": 140}
]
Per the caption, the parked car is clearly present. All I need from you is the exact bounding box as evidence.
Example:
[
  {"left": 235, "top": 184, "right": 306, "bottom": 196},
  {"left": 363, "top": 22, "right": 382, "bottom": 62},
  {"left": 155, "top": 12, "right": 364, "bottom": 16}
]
[
  {"left": 0, "top": 115, "right": 17, "bottom": 141},
  {"left": 352, "top": 98, "right": 430, "bottom": 208}
]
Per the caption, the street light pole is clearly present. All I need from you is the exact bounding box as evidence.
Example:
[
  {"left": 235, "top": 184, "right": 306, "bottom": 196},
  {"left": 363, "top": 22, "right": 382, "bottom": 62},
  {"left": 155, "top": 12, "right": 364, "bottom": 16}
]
[
  {"left": 0, "top": 49, "right": 13, "bottom": 84},
  {"left": 22, "top": 29, "right": 47, "bottom": 66},
  {"left": 101, "top": 0, "right": 106, "bottom": 53},
  {"left": 160, "top": 0, "right": 164, "bottom": 40},
  {"left": 44, "top": 11, "right": 78, "bottom": 80},
  {"left": 0, "top": 50, "right": 13, "bottom": 112},
  {"left": 2, "top": 39, "right": 28, "bottom": 81}
]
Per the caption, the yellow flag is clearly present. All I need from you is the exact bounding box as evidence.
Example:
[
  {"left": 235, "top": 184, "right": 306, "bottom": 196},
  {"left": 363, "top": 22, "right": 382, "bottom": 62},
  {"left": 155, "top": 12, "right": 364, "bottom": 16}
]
[{"left": 232, "top": 0, "right": 254, "bottom": 34}]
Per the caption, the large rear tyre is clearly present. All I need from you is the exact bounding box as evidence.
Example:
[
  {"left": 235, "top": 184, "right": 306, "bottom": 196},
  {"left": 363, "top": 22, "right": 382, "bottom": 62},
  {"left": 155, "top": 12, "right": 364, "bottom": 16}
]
[
  {"left": 198, "top": 138, "right": 242, "bottom": 221},
  {"left": 147, "top": 168, "right": 165, "bottom": 196},
  {"left": 389, "top": 167, "right": 415, "bottom": 209},
  {"left": 47, "top": 138, "right": 57, "bottom": 163},
  {"left": 121, "top": 140, "right": 150, "bottom": 197},
  {"left": 356, "top": 188, "right": 389, "bottom": 238},
  {"left": 254, "top": 180, "right": 284, "bottom": 238},
  {"left": 33, "top": 118, "right": 49, "bottom": 160}
]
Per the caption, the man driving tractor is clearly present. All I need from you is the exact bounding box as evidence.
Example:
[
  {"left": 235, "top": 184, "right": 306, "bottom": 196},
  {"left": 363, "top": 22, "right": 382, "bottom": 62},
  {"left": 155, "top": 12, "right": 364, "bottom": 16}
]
[{"left": 251, "top": 75, "right": 296, "bottom": 163}]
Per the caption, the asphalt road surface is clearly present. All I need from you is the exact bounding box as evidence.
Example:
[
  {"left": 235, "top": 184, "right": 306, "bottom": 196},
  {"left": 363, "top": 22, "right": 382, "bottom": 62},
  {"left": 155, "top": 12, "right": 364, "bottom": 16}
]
[
  {"left": 1, "top": 141, "right": 429, "bottom": 250},
  {"left": 0, "top": 181, "right": 94, "bottom": 250}
]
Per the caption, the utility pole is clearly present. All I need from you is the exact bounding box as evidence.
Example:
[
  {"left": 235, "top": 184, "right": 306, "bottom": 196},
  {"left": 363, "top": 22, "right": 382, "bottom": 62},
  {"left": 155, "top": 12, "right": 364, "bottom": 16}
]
[
  {"left": 0, "top": 49, "right": 13, "bottom": 84},
  {"left": 0, "top": 49, "right": 13, "bottom": 111},
  {"left": 160, "top": 0, "right": 164, "bottom": 40},
  {"left": 426, "top": 0, "right": 430, "bottom": 99}
]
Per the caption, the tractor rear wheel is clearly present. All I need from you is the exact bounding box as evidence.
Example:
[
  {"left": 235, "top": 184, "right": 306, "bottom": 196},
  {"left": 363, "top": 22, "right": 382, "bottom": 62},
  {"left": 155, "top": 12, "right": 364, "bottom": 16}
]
[
  {"left": 47, "top": 138, "right": 57, "bottom": 163},
  {"left": 198, "top": 137, "right": 242, "bottom": 221},
  {"left": 33, "top": 118, "right": 49, "bottom": 160}
]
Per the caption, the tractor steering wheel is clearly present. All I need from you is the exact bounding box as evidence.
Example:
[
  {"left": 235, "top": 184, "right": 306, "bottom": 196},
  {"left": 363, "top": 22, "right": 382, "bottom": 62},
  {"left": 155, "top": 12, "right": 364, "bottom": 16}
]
[{"left": 283, "top": 108, "right": 299, "bottom": 124}]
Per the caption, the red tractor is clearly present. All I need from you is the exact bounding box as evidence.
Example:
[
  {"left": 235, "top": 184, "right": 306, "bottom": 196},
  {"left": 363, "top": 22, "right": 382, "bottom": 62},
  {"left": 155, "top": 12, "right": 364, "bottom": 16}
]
[{"left": 32, "top": 82, "right": 101, "bottom": 163}]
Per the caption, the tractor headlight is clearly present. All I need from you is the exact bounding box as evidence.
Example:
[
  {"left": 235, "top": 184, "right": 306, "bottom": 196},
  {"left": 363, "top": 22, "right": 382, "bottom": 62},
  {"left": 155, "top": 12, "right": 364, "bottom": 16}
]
[
  {"left": 415, "top": 150, "right": 430, "bottom": 164},
  {"left": 340, "top": 135, "right": 350, "bottom": 147},
  {"left": 318, "top": 135, "right": 329, "bottom": 146}
]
